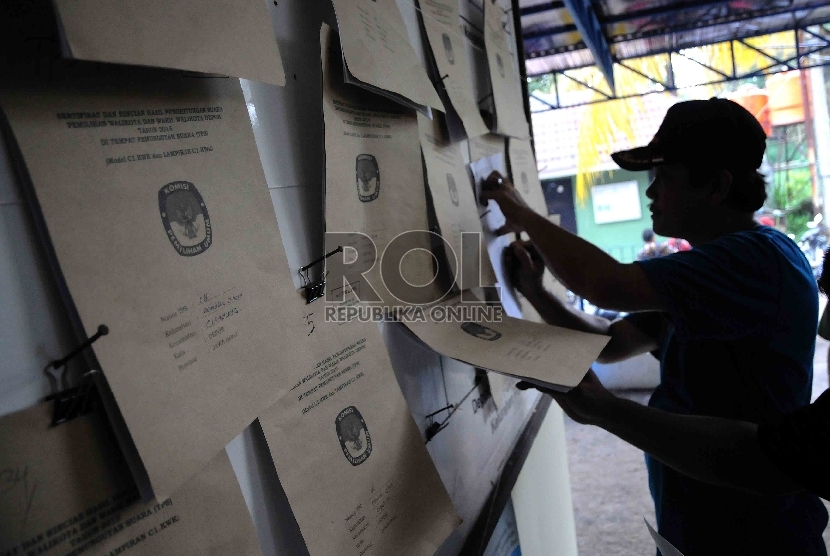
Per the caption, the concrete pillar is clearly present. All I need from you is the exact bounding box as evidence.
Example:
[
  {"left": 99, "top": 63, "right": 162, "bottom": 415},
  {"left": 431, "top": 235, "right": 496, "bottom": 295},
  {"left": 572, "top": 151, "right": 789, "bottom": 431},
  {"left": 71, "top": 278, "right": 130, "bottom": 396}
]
[
  {"left": 511, "top": 404, "right": 579, "bottom": 556},
  {"left": 809, "top": 66, "right": 830, "bottom": 221}
]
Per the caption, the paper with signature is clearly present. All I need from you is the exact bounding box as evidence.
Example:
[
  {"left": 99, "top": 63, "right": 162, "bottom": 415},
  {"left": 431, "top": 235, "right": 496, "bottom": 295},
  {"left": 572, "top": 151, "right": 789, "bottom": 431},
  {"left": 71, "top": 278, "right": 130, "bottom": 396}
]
[
  {"left": 418, "top": 113, "right": 496, "bottom": 291},
  {"left": 419, "top": 0, "right": 489, "bottom": 139},
  {"left": 51, "top": 0, "right": 284, "bottom": 85},
  {"left": 402, "top": 298, "right": 609, "bottom": 391},
  {"left": 330, "top": 0, "right": 442, "bottom": 111},
  {"left": 0, "top": 402, "right": 261, "bottom": 556},
  {"left": 322, "top": 25, "right": 444, "bottom": 307},
  {"left": 258, "top": 294, "right": 460, "bottom": 556},
  {"left": 1, "top": 62, "right": 305, "bottom": 500},
  {"left": 483, "top": 1, "right": 528, "bottom": 138}
]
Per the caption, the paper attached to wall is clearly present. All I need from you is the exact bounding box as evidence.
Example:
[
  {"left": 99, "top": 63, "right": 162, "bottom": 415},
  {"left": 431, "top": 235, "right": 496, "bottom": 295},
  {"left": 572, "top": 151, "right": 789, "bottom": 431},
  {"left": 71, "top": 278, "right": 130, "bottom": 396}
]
[
  {"left": 0, "top": 402, "right": 261, "bottom": 556},
  {"left": 508, "top": 137, "right": 548, "bottom": 217},
  {"left": 330, "top": 0, "right": 443, "bottom": 113},
  {"left": 1, "top": 63, "right": 306, "bottom": 500},
  {"left": 51, "top": 0, "right": 285, "bottom": 85},
  {"left": 418, "top": 113, "right": 496, "bottom": 292},
  {"left": 483, "top": 0, "right": 529, "bottom": 139},
  {"left": 419, "top": 0, "right": 490, "bottom": 140},
  {"left": 322, "top": 25, "right": 445, "bottom": 307},
  {"left": 258, "top": 296, "right": 461, "bottom": 556},
  {"left": 402, "top": 298, "right": 609, "bottom": 392}
]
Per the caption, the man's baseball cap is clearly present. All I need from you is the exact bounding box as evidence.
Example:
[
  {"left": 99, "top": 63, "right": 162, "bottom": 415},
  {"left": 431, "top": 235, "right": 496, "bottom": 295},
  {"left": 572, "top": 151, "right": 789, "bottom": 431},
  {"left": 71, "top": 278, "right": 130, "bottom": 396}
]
[{"left": 611, "top": 98, "right": 767, "bottom": 172}]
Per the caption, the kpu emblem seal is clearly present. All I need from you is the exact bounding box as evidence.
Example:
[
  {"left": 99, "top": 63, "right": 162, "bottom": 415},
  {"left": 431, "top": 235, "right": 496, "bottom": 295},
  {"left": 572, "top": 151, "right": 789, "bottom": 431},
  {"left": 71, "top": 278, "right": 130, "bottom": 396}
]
[
  {"left": 336, "top": 406, "right": 372, "bottom": 466},
  {"left": 158, "top": 181, "right": 212, "bottom": 257},
  {"left": 356, "top": 154, "right": 380, "bottom": 203}
]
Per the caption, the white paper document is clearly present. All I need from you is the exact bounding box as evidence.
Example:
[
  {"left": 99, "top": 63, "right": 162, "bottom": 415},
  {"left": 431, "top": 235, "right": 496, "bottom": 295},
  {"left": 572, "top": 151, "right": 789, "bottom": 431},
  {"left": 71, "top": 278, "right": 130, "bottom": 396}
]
[
  {"left": 1, "top": 62, "right": 306, "bottom": 500},
  {"left": 419, "top": 0, "right": 490, "bottom": 140},
  {"left": 0, "top": 402, "right": 262, "bottom": 556},
  {"left": 508, "top": 137, "right": 548, "bottom": 216},
  {"left": 403, "top": 298, "right": 609, "bottom": 391},
  {"left": 52, "top": 0, "right": 285, "bottom": 85},
  {"left": 258, "top": 296, "right": 461, "bottom": 556},
  {"left": 483, "top": 0, "right": 529, "bottom": 138},
  {"left": 322, "top": 25, "right": 444, "bottom": 307},
  {"left": 331, "top": 0, "right": 443, "bottom": 112},
  {"left": 418, "top": 113, "right": 496, "bottom": 291}
]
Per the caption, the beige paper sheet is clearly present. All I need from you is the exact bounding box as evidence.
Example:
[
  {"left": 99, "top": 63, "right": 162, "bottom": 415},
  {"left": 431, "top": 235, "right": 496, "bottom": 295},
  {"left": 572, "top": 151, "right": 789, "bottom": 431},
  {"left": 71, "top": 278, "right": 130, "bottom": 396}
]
[
  {"left": 418, "top": 113, "right": 496, "bottom": 291},
  {"left": 322, "top": 25, "right": 444, "bottom": 307},
  {"left": 330, "top": 0, "right": 442, "bottom": 111},
  {"left": 0, "top": 402, "right": 261, "bottom": 556},
  {"left": 258, "top": 296, "right": 461, "bottom": 556},
  {"left": 52, "top": 0, "right": 284, "bottom": 85},
  {"left": 508, "top": 138, "right": 547, "bottom": 216},
  {"left": 483, "top": 1, "right": 529, "bottom": 139},
  {"left": 468, "top": 133, "right": 506, "bottom": 163},
  {"left": 403, "top": 298, "right": 609, "bottom": 391},
  {"left": 1, "top": 65, "right": 305, "bottom": 499},
  {"left": 494, "top": 216, "right": 569, "bottom": 408},
  {"left": 420, "top": 0, "right": 489, "bottom": 139}
]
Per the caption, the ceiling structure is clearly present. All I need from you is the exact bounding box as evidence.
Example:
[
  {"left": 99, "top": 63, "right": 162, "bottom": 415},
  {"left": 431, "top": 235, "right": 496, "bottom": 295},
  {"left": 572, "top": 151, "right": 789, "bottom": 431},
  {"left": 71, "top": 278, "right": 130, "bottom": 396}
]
[{"left": 521, "top": 0, "right": 830, "bottom": 108}]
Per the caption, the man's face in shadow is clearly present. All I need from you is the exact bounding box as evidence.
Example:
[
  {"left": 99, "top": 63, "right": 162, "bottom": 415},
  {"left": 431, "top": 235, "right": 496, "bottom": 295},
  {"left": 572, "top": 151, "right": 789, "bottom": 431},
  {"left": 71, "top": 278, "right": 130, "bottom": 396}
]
[{"left": 647, "top": 163, "right": 714, "bottom": 239}]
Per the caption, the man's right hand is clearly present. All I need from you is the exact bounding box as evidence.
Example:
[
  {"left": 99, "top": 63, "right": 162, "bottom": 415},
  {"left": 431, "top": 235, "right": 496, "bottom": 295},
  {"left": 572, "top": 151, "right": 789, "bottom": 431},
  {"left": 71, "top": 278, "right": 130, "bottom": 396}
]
[
  {"left": 517, "top": 369, "right": 614, "bottom": 426},
  {"left": 508, "top": 241, "right": 545, "bottom": 298}
]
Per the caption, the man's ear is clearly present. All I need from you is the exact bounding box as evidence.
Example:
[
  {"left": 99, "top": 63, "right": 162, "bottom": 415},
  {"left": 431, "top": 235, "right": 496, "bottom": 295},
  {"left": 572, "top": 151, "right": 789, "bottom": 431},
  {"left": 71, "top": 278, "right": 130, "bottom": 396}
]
[{"left": 709, "top": 169, "right": 733, "bottom": 207}]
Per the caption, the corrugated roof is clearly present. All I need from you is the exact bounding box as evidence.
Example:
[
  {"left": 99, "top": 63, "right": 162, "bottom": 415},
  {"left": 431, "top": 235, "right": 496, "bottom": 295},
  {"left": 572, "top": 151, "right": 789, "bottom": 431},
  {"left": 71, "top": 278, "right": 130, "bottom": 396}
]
[{"left": 522, "top": 0, "right": 830, "bottom": 76}]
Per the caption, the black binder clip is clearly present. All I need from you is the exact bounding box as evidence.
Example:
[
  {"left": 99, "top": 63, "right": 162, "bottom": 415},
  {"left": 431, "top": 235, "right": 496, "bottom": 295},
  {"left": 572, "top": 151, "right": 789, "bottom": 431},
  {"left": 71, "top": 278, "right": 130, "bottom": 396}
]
[
  {"left": 299, "top": 246, "right": 343, "bottom": 304},
  {"left": 424, "top": 404, "right": 453, "bottom": 442},
  {"left": 424, "top": 372, "right": 486, "bottom": 443},
  {"left": 44, "top": 324, "right": 108, "bottom": 426}
]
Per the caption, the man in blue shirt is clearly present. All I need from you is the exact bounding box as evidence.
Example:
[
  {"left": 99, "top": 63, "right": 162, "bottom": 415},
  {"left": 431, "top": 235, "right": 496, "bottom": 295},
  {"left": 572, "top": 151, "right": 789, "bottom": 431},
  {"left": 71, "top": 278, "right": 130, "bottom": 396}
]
[{"left": 482, "top": 98, "right": 828, "bottom": 554}]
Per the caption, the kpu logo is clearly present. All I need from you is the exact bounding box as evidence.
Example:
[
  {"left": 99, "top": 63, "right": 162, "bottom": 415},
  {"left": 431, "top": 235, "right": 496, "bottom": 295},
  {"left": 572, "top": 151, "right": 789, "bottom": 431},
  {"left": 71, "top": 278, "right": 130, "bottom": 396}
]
[
  {"left": 356, "top": 154, "right": 380, "bottom": 203},
  {"left": 461, "top": 321, "right": 502, "bottom": 341},
  {"left": 158, "top": 181, "right": 212, "bottom": 257},
  {"left": 442, "top": 33, "right": 454, "bottom": 65},
  {"left": 335, "top": 406, "right": 372, "bottom": 466},
  {"left": 447, "top": 173, "right": 459, "bottom": 206}
]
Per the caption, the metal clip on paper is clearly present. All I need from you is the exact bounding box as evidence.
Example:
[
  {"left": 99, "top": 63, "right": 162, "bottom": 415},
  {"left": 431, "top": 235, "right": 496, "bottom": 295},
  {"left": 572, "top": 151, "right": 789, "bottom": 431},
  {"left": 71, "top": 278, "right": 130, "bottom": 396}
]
[
  {"left": 424, "top": 371, "right": 486, "bottom": 443},
  {"left": 299, "top": 246, "right": 343, "bottom": 304},
  {"left": 44, "top": 324, "right": 108, "bottom": 426}
]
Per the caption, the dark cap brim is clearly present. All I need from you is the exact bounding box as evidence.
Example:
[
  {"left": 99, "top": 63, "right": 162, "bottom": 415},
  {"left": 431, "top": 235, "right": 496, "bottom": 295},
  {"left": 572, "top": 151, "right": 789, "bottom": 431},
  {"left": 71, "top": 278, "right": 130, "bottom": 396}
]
[{"left": 611, "top": 146, "right": 662, "bottom": 171}]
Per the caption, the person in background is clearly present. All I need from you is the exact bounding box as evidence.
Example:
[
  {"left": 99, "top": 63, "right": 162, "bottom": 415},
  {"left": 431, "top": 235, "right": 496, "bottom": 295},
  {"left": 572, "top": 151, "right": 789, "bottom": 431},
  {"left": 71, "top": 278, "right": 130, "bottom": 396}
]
[
  {"left": 666, "top": 237, "right": 691, "bottom": 251},
  {"left": 482, "top": 97, "right": 827, "bottom": 555},
  {"left": 759, "top": 215, "right": 776, "bottom": 227},
  {"left": 517, "top": 251, "right": 830, "bottom": 505},
  {"left": 637, "top": 228, "right": 675, "bottom": 260}
]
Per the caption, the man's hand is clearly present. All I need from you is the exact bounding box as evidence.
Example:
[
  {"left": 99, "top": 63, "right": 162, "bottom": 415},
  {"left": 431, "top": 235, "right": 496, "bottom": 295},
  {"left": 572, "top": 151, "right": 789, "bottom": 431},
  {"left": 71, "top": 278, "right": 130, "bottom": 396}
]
[
  {"left": 517, "top": 369, "right": 614, "bottom": 425},
  {"left": 505, "top": 241, "right": 545, "bottom": 298},
  {"left": 480, "top": 171, "right": 533, "bottom": 236}
]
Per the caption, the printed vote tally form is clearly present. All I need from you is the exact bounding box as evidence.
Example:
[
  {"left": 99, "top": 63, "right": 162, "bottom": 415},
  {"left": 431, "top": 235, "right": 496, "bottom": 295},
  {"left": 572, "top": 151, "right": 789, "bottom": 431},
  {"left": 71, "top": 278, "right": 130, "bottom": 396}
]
[
  {"left": 418, "top": 113, "right": 496, "bottom": 291},
  {"left": 0, "top": 402, "right": 261, "bottom": 556},
  {"left": 258, "top": 296, "right": 460, "bottom": 556},
  {"left": 0, "top": 62, "right": 306, "bottom": 500},
  {"left": 322, "top": 25, "right": 444, "bottom": 307},
  {"left": 402, "top": 299, "right": 610, "bottom": 392}
]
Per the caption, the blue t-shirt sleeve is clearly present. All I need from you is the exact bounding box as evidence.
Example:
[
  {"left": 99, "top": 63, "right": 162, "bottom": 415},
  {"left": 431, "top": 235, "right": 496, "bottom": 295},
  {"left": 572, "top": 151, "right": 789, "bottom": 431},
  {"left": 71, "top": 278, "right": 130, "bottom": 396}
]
[{"left": 634, "top": 232, "right": 783, "bottom": 340}]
